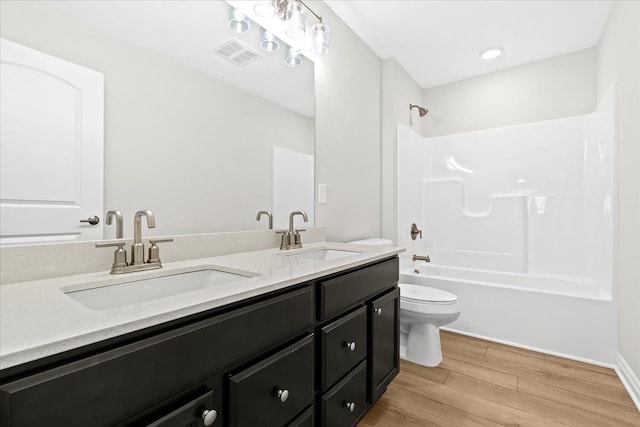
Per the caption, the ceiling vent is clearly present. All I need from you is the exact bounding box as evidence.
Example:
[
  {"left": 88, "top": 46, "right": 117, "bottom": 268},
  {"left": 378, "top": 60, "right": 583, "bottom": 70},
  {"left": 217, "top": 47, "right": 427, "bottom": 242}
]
[{"left": 212, "top": 38, "right": 262, "bottom": 66}]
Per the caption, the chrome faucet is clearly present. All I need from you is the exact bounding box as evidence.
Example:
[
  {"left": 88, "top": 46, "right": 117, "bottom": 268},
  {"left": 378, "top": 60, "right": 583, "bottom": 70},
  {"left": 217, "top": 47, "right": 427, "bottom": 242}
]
[
  {"left": 256, "top": 210, "right": 273, "bottom": 229},
  {"left": 277, "top": 210, "right": 308, "bottom": 250},
  {"left": 96, "top": 209, "right": 172, "bottom": 274},
  {"left": 412, "top": 254, "right": 431, "bottom": 263},
  {"left": 106, "top": 210, "right": 123, "bottom": 239}
]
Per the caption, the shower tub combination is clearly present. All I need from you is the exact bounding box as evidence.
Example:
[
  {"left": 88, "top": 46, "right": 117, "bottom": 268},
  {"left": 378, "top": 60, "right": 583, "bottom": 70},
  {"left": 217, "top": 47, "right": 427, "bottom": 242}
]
[{"left": 396, "top": 86, "right": 617, "bottom": 365}]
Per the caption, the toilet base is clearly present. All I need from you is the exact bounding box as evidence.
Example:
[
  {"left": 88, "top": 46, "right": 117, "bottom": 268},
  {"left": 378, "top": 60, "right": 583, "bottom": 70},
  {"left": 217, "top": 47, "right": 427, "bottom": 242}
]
[{"left": 401, "top": 323, "right": 444, "bottom": 367}]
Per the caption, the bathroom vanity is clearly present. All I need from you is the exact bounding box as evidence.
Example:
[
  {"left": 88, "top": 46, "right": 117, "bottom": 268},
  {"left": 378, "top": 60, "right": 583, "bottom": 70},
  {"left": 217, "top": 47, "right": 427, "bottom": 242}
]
[{"left": 0, "top": 244, "right": 401, "bottom": 427}]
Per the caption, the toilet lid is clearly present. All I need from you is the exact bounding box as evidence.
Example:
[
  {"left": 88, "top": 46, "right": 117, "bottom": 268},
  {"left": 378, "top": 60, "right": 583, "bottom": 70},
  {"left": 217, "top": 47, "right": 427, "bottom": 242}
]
[{"left": 399, "top": 283, "right": 458, "bottom": 303}]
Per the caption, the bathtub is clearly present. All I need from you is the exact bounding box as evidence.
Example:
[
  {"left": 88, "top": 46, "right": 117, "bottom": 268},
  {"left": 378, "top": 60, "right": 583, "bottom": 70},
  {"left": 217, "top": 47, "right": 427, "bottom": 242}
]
[{"left": 400, "top": 262, "right": 618, "bottom": 366}]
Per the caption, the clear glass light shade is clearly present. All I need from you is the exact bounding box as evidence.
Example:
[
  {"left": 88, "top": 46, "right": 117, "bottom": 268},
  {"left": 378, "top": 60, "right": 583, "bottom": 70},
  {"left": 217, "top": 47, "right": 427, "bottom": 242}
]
[
  {"left": 285, "top": 46, "right": 303, "bottom": 66},
  {"left": 254, "top": 1, "right": 275, "bottom": 18},
  {"left": 311, "top": 22, "right": 330, "bottom": 55},
  {"left": 260, "top": 28, "right": 280, "bottom": 52},
  {"left": 285, "top": 0, "right": 305, "bottom": 39},
  {"left": 228, "top": 7, "right": 250, "bottom": 33}
]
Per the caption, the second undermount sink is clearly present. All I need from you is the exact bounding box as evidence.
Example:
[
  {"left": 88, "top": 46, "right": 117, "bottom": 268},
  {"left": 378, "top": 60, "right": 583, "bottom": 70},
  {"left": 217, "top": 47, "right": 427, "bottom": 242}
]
[
  {"left": 65, "top": 268, "right": 257, "bottom": 311},
  {"left": 292, "top": 249, "right": 361, "bottom": 261}
]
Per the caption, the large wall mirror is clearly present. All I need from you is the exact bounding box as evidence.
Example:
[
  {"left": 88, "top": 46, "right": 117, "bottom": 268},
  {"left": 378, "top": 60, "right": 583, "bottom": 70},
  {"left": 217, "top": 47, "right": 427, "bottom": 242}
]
[{"left": 0, "top": 0, "right": 315, "bottom": 243}]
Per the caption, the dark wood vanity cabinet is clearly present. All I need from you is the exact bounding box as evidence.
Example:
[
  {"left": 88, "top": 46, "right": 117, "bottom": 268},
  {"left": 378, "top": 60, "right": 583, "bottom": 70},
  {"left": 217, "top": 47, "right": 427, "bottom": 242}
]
[{"left": 0, "top": 256, "right": 399, "bottom": 427}]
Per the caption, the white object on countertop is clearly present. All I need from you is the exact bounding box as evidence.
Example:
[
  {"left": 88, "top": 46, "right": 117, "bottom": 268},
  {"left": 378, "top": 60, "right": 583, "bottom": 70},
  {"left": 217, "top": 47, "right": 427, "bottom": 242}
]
[{"left": 348, "top": 238, "right": 394, "bottom": 246}]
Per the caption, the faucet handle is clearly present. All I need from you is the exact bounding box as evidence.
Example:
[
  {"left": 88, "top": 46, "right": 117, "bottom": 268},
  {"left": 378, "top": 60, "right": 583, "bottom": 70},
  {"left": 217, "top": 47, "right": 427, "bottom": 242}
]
[
  {"left": 148, "top": 239, "right": 173, "bottom": 264},
  {"left": 95, "top": 241, "right": 128, "bottom": 268}
]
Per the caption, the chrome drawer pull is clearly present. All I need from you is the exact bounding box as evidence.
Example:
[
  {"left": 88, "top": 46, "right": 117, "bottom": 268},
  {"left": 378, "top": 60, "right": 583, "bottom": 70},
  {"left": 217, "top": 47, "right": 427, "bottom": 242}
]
[
  {"left": 277, "top": 388, "right": 289, "bottom": 403},
  {"left": 374, "top": 307, "right": 383, "bottom": 316},
  {"left": 345, "top": 341, "right": 356, "bottom": 352},
  {"left": 201, "top": 409, "right": 217, "bottom": 426},
  {"left": 345, "top": 401, "right": 356, "bottom": 412}
]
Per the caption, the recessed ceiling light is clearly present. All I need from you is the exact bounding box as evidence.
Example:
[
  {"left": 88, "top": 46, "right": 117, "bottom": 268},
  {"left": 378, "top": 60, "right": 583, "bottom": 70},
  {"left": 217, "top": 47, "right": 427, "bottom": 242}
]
[{"left": 480, "top": 47, "right": 503, "bottom": 60}]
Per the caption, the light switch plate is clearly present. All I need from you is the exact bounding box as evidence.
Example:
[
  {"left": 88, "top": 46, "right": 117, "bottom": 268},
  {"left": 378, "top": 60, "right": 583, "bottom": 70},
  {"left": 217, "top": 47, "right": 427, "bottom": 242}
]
[{"left": 317, "top": 184, "right": 327, "bottom": 203}]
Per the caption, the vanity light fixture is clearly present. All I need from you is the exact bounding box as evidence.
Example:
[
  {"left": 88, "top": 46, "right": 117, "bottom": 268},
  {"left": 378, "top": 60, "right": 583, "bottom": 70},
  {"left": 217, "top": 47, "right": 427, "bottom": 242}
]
[
  {"left": 480, "top": 47, "right": 503, "bottom": 60},
  {"left": 260, "top": 28, "right": 280, "bottom": 52},
  {"left": 275, "top": 0, "right": 330, "bottom": 54},
  {"left": 285, "top": 46, "right": 303, "bottom": 66},
  {"left": 228, "top": 6, "right": 251, "bottom": 33}
]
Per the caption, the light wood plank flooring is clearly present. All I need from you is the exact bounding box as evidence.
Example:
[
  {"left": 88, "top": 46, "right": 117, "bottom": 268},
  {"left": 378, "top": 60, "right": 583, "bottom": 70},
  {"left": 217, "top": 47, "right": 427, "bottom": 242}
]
[{"left": 359, "top": 331, "right": 640, "bottom": 426}]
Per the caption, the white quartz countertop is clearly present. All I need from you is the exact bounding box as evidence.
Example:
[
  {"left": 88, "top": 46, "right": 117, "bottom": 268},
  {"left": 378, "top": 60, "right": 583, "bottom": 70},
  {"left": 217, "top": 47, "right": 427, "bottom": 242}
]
[{"left": 0, "top": 242, "right": 403, "bottom": 371}]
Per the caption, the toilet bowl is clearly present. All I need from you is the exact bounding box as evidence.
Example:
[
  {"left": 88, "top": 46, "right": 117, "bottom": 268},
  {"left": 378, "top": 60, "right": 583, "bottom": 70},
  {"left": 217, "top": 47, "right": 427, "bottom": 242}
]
[
  {"left": 346, "top": 238, "right": 461, "bottom": 368},
  {"left": 399, "top": 283, "right": 460, "bottom": 367}
]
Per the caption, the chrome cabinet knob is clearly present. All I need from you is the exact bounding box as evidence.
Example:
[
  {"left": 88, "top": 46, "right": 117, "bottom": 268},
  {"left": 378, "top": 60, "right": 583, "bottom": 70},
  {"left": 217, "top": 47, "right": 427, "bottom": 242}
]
[
  {"left": 80, "top": 215, "right": 100, "bottom": 225},
  {"left": 345, "top": 401, "right": 355, "bottom": 412},
  {"left": 201, "top": 409, "right": 217, "bottom": 426},
  {"left": 346, "top": 341, "right": 356, "bottom": 351},
  {"left": 374, "top": 307, "right": 383, "bottom": 316},
  {"left": 277, "top": 389, "right": 289, "bottom": 402}
]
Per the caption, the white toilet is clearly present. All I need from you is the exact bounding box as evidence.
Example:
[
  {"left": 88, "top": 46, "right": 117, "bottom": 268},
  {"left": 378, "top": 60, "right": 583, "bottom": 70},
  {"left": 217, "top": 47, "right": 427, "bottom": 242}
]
[
  {"left": 398, "top": 283, "right": 460, "bottom": 367},
  {"left": 348, "top": 238, "right": 461, "bottom": 367}
]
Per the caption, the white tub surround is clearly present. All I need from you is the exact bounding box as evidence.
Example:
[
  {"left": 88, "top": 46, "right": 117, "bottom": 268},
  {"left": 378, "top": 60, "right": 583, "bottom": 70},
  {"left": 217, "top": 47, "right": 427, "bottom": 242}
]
[
  {"left": 397, "top": 85, "right": 618, "bottom": 365},
  {"left": 0, "top": 241, "right": 403, "bottom": 370}
]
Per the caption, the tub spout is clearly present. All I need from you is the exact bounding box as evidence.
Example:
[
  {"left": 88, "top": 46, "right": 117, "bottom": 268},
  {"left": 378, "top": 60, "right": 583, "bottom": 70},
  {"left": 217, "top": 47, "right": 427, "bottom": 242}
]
[{"left": 412, "top": 254, "right": 431, "bottom": 263}]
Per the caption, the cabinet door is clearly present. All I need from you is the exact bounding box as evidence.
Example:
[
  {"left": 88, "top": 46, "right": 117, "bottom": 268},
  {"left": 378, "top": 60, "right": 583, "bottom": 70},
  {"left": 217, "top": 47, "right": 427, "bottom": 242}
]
[
  {"left": 228, "top": 335, "right": 314, "bottom": 427},
  {"left": 368, "top": 287, "right": 400, "bottom": 403}
]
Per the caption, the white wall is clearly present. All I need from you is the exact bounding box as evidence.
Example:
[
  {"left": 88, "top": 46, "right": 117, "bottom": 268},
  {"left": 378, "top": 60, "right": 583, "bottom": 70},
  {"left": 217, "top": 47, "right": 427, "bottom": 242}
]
[
  {"left": 422, "top": 48, "right": 597, "bottom": 137},
  {"left": 597, "top": 0, "right": 640, "bottom": 397},
  {"left": 0, "top": 1, "right": 313, "bottom": 238},
  {"left": 381, "top": 59, "right": 424, "bottom": 245},
  {"left": 312, "top": 1, "right": 383, "bottom": 242}
]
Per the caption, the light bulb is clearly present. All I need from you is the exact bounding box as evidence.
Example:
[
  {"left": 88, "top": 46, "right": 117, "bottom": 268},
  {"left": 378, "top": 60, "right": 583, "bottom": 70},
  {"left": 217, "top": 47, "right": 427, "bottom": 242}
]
[
  {"left": 311, "top": 22, "right": 330, "bottom": 55},
  {"left": 285, "top": 0, "right": 305, "bottom": 39}
]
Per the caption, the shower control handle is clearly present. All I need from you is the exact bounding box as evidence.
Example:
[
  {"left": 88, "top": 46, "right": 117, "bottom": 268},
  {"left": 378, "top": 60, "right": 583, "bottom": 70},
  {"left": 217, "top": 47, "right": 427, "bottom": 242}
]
[{"left": 410, "top": 223, "right": 422, "bottom": 240}]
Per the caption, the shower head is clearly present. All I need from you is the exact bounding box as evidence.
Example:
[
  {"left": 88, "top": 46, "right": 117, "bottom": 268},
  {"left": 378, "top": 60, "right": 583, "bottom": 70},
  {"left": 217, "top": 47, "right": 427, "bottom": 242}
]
[{"left": 409, "top": 104, "right": 428, "bottom": 117}]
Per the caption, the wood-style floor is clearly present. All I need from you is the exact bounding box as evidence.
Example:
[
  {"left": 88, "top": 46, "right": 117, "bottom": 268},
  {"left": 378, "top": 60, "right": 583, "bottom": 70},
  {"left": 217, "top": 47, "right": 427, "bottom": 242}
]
[{"left": 359, "top": 331, "right": 640, "bottom": 426}]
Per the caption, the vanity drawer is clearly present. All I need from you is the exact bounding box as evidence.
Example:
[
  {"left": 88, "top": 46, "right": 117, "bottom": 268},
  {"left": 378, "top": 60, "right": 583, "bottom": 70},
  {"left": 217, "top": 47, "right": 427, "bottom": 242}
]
[
  {"left": 320, "top": 360, "right": 367, "bottom": 427},
  {"left": 228, "top": 335, "right": 314, "bottom": 427},
  {"left": 320, "top": 307, "right": 367, "bottom": 391},
  {"left": 145, "top": 390, "right": 217, "bottom": 427},
  {"left": 0, "top": 286, "right": 313, "bottom": 427},
  {"left": 318, "top": 257, "right": 398, "bottom": 320}
]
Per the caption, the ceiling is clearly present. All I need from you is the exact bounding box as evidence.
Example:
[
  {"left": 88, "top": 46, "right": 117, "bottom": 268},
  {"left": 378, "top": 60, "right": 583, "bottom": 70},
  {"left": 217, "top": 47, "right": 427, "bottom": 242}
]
[{"left": 325, "top": 0, "right": 614, "bottom": 89}]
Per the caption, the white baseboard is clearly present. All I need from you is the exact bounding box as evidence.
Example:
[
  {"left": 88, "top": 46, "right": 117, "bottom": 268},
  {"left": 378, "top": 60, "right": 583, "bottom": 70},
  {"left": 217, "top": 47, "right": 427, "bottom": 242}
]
[
  {"left": 615, "top": 353, "right": 640, "bottom": 411},
  {"left": 441, "top": 327, "right": 616, "bottom": 369}
]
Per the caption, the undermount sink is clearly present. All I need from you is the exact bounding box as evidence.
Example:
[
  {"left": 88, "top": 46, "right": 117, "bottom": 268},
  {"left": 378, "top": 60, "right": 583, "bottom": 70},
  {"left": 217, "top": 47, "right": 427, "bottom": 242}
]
[
  {"left": 65, "top": 268, "right": 256, "bottom": 311},
  {"left": 290, "top": 249, "right": 361, "bottom": 261}
]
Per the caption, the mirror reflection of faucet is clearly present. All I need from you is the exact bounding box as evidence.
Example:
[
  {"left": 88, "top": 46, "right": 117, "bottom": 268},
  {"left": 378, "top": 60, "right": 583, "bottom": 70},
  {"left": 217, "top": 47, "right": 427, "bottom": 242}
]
[
  {"left": 96, "top": 209, "right": 173, "bottom": 274},
  {"left": 256, "top": 210, "right": 273, "bottom": 229}
]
